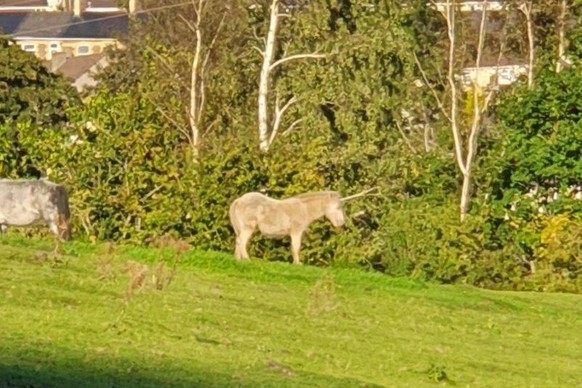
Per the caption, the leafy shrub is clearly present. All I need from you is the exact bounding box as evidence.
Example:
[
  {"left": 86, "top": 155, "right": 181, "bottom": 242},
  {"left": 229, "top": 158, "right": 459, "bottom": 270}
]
[
  {"left": 528, "top": 215, "right": 582, "bottom": 292},
  {"left": 472, "top": 67, "right": 582, "bottom": 292},
  {"left": 376, "top": 199, "right": 529, "bottom": 289},
  {"left": 0, "top": 37, "right": 79, "bottom": 126}
]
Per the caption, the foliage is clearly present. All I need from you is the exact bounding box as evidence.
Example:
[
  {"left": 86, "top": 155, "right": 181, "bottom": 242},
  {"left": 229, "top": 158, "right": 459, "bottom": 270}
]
[
  {"left": 0, "top": 37, "right": 80, "bottom": 178},
  {"left": 473, "top": 67, "right": 582, "bottom": 293},
  {"left": 0, "top": 37, "right": 79, "bottom": 126},
  {"left": 530, "top": 215, "right": 582, "bottom": 292},
  {"left": 18, "top": 91, "right": 200, "bottom": 242},
  {"left": 487, "top": 68, "right": 582, "bottom": 192}
]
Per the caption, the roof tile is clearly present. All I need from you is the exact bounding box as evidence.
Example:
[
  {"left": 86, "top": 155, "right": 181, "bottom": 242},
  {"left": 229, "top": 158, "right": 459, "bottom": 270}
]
[{"left": 0, "top": 10, "right": 129, "bottom": 38}]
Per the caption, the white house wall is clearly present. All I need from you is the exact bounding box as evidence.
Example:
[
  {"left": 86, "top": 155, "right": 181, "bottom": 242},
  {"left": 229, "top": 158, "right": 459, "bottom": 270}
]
[
  {"left": 460, "top": 64, "right": 529, "bottom": 89},
  {"left": 434, "top": 1, "right": 505, "bottom": 13}
]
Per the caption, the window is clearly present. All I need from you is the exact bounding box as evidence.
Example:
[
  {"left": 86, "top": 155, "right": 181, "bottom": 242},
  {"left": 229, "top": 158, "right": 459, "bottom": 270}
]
[
  {"left": 22, "top": 44, "right": 36, "bottom": 52},
  {"left": 498, "top": 69, "right": 515, "bottom": 84},
  {"left": 77, "top": 45, "right": 90, "bottom": 55},
  {"left": 50, "top": 43, "right": 60, "bottom": 53}
]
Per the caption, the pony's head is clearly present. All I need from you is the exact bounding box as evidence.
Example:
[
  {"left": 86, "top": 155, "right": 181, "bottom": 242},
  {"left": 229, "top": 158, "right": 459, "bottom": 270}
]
[{"left": 324, "top": 193, "right": 346, "bottom": 228}]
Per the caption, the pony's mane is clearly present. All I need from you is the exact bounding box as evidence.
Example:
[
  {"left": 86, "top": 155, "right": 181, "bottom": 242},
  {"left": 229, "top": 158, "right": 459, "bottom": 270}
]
[{"left": 293, "top": 191, "right": 340, "bottom": 202}]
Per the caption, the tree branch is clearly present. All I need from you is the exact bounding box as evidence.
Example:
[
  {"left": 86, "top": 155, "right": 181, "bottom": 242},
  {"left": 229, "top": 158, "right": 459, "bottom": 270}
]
[
  {"left": 444, "top": 0, "right": 467, "bottom": 175},
  {"left": 258, "top": 0, "right": 280, "bottom": 151},
  {"left": 144, "top": 46, "right": 191, "bottom": 94},
  {"left": 395, "top": 121, "right": 418, "bottom": 154},
  {"left": 412, "top": 51, "right": 452, "bottom": 123},
  {"left": 152, "top": 100, "right": 193, "bottom": 147},
  {"left": 281, "top": 118, "right": 303, "bottom": 137},
  {"left": 269, "top": 53, "right": 326, "bottom": 72},
  {"left": 466, "top": 0, "right": 489, "bottom": 172},
  {"left": 269, "top": 95, "right": 298, "bottom": 145},
  {"left": 252, "top": 45, "right": 265, "bottom": 57}
]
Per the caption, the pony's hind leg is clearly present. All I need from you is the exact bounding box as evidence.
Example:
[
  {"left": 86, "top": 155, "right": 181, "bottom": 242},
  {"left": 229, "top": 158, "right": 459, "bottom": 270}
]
[
  {"left": 290, "top": 232, "right": 303, "bottom": 265},
  {"left": 237, "top": 229, "right": 253, "bottom": 260},
  {"left": 234, "top": 235, "right": 243, "bottom": 260}
]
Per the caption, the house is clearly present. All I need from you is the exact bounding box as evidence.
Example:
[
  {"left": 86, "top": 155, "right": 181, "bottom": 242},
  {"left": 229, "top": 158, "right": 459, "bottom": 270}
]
[
  {"left": 433, "top": 1, "right": 529, "bottom": 89},
  {"left": 0, "top": 0, "right": 137, "bottom": 91},
  {"left": 0, "top": 0, "right": 57, "bottom": 12},
  {"left": 434, "top": 0, "right": 505, "bottom": 13}
]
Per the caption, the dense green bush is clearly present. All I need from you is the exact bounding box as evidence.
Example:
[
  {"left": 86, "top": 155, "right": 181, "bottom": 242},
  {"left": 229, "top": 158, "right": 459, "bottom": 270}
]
[
  {"left": 473, "top": 68, "right": 582, "bottom": 293},
  {"left": 0, "top": 37, "right": 80, "bottom": 178},
  {"left": 0, "top": 37, "right": 79, "bottom": 127},
  {"left": 9, "top": 69, "right": 581, "bottom": 293}
]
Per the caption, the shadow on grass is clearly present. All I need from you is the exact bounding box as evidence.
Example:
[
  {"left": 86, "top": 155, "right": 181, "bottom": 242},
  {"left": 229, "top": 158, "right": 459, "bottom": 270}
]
[
  {"left": 0, "top": 358, "right": 384, "bottom": 388},
  {"left": 0, "top": 363, "right": 200, "bottom": 388}
]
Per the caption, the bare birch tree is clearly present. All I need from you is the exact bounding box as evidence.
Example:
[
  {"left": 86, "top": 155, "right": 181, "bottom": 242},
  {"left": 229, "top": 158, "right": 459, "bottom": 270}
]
[
  {"left": 181, "top": 0, "right": 226, "bottom": 159},
  {"left": 257, "top": 0, "right": 325, "bottom": 152},
  {"left": 428, "top": 0, "right": 499, "bottom": 220},
  {"left": 145, "top": 0, "right": 227, "bottom": 160}
]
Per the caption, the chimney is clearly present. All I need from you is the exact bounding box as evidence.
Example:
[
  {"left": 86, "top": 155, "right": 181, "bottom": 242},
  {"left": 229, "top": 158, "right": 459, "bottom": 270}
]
[
  {"left": 128, "top": 0, "right": 137, "bottom": 16},
  {"left": 73, "top": 0, "right": 86, "bottom": 17}
]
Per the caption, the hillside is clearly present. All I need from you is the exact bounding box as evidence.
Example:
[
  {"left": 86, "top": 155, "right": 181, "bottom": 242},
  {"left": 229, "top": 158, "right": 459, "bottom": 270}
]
[{"left": 0, "top": 236, "right": 581, "bottom": 387}]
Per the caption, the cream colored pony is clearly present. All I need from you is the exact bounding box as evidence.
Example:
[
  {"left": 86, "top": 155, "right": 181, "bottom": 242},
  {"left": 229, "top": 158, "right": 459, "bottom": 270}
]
[{"left": 229, "top": 189, "right": 374, "bottom": 265}]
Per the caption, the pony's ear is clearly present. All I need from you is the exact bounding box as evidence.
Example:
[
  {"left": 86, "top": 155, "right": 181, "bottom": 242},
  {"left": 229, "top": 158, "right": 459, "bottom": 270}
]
[{"left": 341, "top": 187, "right": 378, "bottom": 202}]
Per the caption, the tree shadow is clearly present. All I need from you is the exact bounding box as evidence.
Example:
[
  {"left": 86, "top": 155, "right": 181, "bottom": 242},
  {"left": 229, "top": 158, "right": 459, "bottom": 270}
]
[
  {"left": 0, "top": 358, "right": 385, "bottom": 388},
  {"left": 0, "top": 362, "right": 211, "bottom": 388}
]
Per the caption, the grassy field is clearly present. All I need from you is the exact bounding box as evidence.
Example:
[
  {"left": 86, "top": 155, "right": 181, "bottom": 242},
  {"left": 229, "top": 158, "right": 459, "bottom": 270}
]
[{"left": 0, "top": 236, "right": 581, "bottom": 387}]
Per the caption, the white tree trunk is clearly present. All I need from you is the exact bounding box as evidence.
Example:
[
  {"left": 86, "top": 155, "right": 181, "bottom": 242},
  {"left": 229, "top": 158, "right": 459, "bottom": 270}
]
[
  {"left": 179, "top": 0, "right": 225, "bottom": 160},
  {"left": 556, "top": 0, "right": 567, "bottom": 73},
  {"left": 442, "top": 0, "right": 495, "bottom": 221},
  {"left": 520, "top": 2, "right": 534, "bottom": 88},
  {"left": 258, "top": 0, "right": 280, "bottom": 152},
  {"left": 190, "top": 25, "right": 203, "bottom": 158},
  {"left": 460, "top": 170, "right": 472, "bottom": 220},
  {"left": 444, "top": 1, "right": 466, "bottom": 176}
]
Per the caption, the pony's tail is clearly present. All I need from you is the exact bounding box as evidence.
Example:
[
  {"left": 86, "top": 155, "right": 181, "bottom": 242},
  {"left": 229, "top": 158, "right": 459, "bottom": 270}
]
[{"left": 229, "top": 200, "right": 241, "bottom": 235}]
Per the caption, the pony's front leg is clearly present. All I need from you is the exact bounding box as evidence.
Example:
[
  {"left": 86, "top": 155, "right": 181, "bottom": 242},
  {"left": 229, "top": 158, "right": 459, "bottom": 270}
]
[{"left": 290, "top": 233, "right": 303, "bottom": 265}]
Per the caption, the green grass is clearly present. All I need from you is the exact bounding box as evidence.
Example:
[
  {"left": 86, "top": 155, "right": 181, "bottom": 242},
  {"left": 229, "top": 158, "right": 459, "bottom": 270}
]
[{"left": 0, "top": 236, "right": 581, "bottom": 387}]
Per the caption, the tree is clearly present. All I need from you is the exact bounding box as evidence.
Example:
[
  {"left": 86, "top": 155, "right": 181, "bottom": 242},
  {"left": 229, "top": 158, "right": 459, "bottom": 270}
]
[
  {"left": 484, "top": 68, "right": 582, "bottom": 199},
  {"left": 505, "top": 0, "right": 582, "bottom": 84},
  {"left": 255, "top": 0, "right": 325, "bottom": 152},
  {"left": 95, "top": 0, "right": 247, "bottom": 159},
  {"left": 417, "top": 1, "right": 501, "bottom": 220},
  {"left": 0, "top": 37, "right": 79, "bottom": 126},
  {"left": 0, "top": 36, "right": 79, "bottom": 178},
  {"left": 183, "top": 0, "right": 227, "bottom": 159}
]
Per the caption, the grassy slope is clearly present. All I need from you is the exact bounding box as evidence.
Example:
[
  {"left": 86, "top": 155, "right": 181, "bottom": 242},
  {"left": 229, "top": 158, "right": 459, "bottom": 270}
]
[{"left": 0, "top": 236, "right": 581, "bottom": 387}]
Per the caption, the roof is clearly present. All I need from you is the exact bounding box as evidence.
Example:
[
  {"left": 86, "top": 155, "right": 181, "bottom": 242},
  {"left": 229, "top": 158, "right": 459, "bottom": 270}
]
[
  {"left": 0, "top": 0, "right": 123, "bottom": 9},
  {"left": 65, "top": 12, "right": 128, "bottom": 38},
  {"left": 0, "top": 11, "right": 129, "bottom": 38},
  {"left": 0, "top": 11, "right": 25, "bottom": 32},
  {"left": 0, "top": 0, "right": 47, "bottom": 5},
  {"left": 54, "top": 52, "right": 105, "bottom": 80},
  {"left": 10, "top": 11, "right": 71, "bottom": 36}
]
